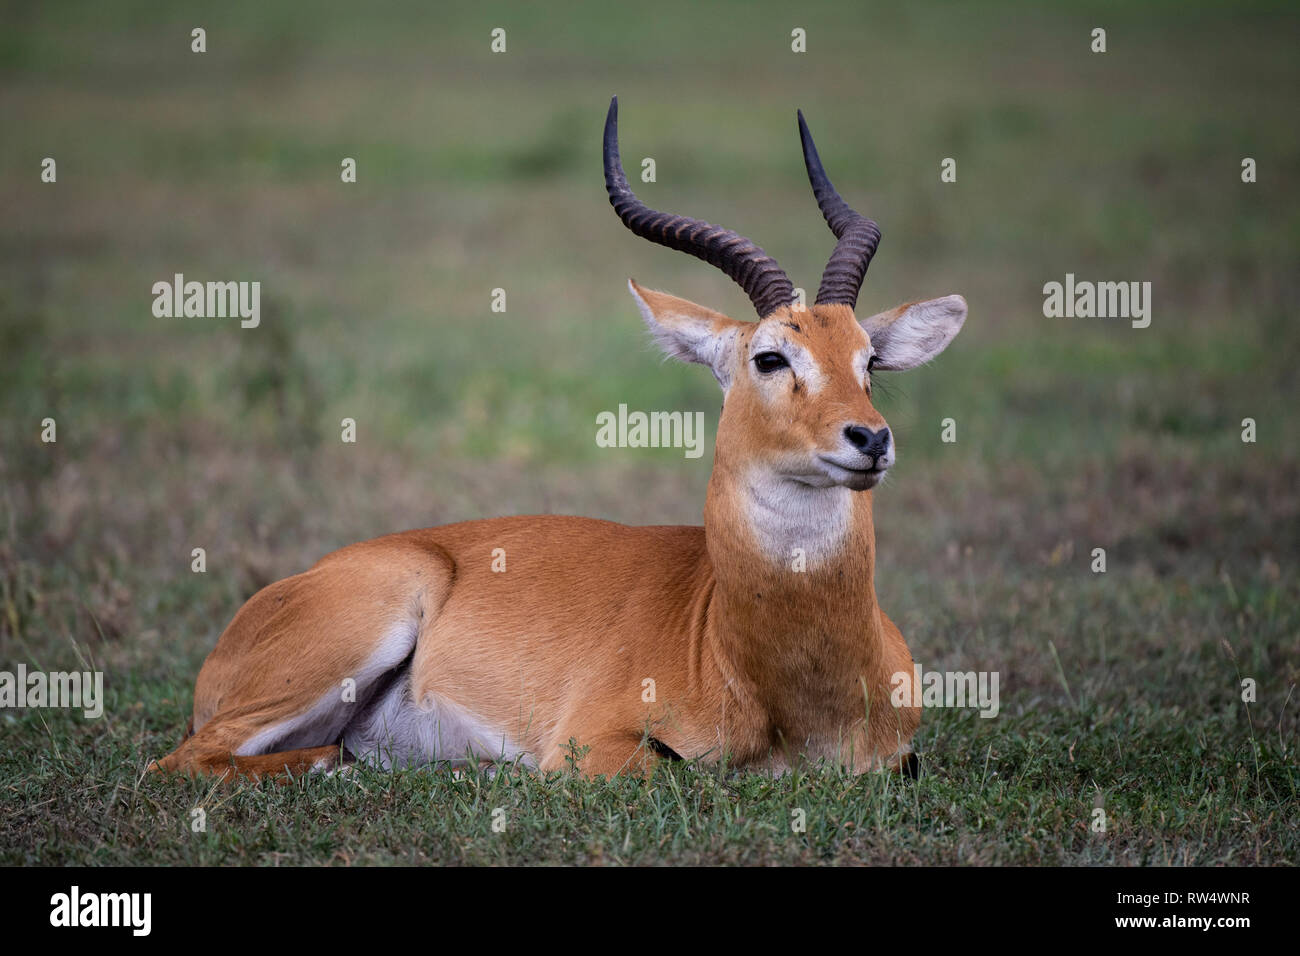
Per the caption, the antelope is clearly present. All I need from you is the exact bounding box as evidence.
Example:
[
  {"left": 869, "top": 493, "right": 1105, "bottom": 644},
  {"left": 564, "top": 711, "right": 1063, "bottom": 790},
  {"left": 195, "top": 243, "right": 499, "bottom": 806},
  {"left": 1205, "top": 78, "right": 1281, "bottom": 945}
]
[{"left": 149, "top": 98, "right": 967, "bottom": 781}]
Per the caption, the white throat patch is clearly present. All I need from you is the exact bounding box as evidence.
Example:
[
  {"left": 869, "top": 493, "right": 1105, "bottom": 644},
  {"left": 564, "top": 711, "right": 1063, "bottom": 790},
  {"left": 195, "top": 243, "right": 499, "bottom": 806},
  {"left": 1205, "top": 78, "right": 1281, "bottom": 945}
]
[{"left": 741, "top": 466, "right": 855, "bottom": 568}]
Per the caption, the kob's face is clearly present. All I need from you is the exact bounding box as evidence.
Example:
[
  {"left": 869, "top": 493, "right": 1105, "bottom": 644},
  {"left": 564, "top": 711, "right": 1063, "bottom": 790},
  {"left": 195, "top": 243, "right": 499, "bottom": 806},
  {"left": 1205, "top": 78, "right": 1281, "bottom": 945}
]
[{"left": 628, "top": 281, "right": 966, "bottom": 491}]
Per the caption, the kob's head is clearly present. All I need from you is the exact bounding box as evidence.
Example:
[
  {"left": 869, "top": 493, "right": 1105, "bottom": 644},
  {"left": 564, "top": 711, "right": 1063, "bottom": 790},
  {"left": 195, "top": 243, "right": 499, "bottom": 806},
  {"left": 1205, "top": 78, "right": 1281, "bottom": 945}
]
[{"left": 605, "top": 98, "right": 966, "bottom": 491}]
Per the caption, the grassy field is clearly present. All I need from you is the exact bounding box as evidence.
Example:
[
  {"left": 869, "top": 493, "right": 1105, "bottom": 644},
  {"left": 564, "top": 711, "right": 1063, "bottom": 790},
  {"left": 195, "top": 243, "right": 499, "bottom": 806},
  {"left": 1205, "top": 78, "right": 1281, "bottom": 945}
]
[{"left": 1, "top": 0, "right": 1297, "bottom": 865}]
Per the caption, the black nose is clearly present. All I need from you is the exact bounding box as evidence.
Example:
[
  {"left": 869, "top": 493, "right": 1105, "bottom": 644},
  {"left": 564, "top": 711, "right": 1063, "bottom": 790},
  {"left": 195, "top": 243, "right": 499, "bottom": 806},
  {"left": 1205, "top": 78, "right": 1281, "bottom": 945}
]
[{"left": 844, "top": 424, "right": 890, "bottom": 459}]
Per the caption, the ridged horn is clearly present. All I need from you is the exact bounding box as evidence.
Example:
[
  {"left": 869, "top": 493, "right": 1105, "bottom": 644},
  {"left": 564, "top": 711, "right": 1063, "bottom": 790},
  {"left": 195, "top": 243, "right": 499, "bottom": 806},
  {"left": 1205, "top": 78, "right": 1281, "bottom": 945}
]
[
  {"left": 604, "top": 97, "right": 796, "bottom": 319},
  {"left": 798, "top": 109, "right": 881, "bottom": 309}
]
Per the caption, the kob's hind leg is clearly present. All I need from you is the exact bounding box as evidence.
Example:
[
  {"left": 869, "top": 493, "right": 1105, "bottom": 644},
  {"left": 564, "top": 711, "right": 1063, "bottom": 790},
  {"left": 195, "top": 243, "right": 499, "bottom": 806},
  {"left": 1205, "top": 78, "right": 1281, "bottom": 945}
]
[
  {"left": 148, "top": 738, "right": 346, "bottom": 783},
  {"left": 150, "top": 539, "right": 454, "bottom": 781}
]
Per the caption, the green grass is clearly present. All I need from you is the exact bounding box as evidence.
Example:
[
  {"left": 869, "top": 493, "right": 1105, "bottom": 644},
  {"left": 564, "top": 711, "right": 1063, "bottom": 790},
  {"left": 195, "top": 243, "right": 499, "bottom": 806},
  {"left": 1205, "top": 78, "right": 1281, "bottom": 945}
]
[
  {"left": 4, "top": 670, "right": 1294, "bottom": 865},
  {"left": 1, "top": 0, "right": 1298, "bottom": 865}
]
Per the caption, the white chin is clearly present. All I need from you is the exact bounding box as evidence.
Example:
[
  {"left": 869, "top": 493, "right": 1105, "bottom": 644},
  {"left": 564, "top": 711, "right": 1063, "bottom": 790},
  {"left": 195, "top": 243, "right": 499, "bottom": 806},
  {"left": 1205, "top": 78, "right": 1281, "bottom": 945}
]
[
  {"left": 844, "top": 471, "right": 883, "bottom": 491},
  {"left": 818, "top": 462, "right": 885, "bottom": 490}
]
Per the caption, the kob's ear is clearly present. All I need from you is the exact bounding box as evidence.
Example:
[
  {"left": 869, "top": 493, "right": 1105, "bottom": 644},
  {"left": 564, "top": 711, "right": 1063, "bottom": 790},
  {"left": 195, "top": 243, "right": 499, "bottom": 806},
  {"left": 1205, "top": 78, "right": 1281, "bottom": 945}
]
[
  {"left": 627, "top": 279, "right": 745, "bottom": 389},
  {"left": 860, "top": 295, "right": 967, "bottom": 371}
]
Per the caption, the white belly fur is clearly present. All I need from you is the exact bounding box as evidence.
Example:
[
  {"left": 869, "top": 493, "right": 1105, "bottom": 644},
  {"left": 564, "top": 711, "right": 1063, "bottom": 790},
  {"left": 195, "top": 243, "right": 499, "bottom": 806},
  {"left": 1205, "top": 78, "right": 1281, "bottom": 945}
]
[
  {"left": 342, "top": 676, "right": 532, "bottom": 770},
  {"left": 233, "top": 617, "right": 528, "bottom": 770}
]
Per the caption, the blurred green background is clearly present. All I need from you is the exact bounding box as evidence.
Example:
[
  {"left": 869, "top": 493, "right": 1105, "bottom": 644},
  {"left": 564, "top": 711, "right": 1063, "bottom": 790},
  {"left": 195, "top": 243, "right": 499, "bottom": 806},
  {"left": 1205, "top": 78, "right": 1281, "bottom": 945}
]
[{"left": 0, "top": 0, "right": 1297, "bottom": 864}]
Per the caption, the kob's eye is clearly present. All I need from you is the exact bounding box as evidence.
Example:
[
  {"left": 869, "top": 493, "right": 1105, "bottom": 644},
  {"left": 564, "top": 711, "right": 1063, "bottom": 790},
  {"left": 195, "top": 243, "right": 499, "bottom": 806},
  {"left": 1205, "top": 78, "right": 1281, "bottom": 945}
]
[
  {"left": 867, "top": 354, "right": 879, "bottom": 372},
  {"left": 753, "top": 352, "right": 789, "bottom": 373}
]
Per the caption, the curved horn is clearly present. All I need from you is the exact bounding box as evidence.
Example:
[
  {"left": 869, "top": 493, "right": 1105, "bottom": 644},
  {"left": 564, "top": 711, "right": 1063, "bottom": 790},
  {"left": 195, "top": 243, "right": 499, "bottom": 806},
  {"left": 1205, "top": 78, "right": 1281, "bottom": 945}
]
[
  {"left": 797, "top": 109, "right": 881, "bottom": 309},
  {"left": 604, "top": 97, "right": 795, "bottom": 319}
]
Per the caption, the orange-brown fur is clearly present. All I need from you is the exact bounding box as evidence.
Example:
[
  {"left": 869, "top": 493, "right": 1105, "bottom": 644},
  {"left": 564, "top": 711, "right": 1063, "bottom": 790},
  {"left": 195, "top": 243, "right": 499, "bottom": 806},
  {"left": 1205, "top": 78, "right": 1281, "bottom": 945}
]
[{"left": 151, "top": 296, "right": 927, "bottom": 781}]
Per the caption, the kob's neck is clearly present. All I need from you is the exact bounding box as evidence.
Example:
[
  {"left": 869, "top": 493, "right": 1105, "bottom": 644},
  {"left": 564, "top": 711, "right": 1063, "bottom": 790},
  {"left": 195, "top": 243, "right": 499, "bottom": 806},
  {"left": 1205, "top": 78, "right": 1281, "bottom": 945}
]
[{"left": 702, "top": 459, "right": 885, "bottom": 735}]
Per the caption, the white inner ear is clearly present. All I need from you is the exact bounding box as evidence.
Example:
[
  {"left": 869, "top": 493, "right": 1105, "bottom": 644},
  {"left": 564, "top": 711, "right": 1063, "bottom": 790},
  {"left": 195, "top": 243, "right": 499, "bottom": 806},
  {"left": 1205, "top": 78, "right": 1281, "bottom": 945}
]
[
  {"left": 861, "top": 294, "right": 967, "bottom": 371},
  {"left": 629, "top": 281, "right": 740, "bottom": 389},
  {"left": 853, "top": 347, "right": 872, "bottom": 388}
]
